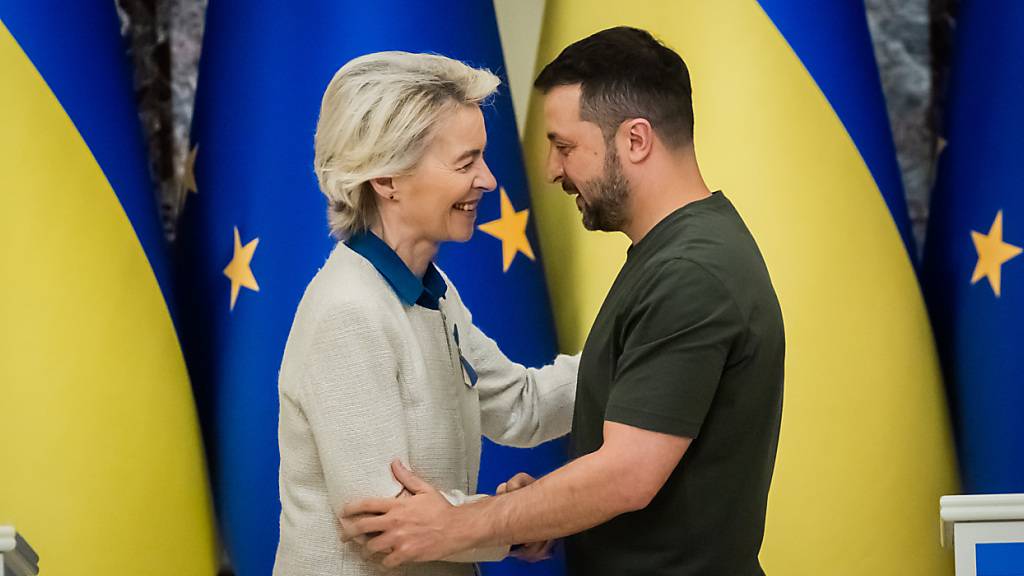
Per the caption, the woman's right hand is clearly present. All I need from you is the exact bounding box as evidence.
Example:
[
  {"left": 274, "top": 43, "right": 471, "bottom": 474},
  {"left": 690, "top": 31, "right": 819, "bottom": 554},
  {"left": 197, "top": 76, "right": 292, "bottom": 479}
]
[
  {"left": 496, "top": 472, "right": 535, "bottom": 495},
  {"left": 497, "top": 473, "right": 556, "bottom": 563}
]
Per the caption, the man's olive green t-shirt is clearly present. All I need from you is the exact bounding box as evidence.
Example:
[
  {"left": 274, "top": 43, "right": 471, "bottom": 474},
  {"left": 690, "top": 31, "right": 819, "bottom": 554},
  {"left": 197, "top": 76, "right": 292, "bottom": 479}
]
[{"left": 566, "top": 191, "right": 785, "bottom": 576}]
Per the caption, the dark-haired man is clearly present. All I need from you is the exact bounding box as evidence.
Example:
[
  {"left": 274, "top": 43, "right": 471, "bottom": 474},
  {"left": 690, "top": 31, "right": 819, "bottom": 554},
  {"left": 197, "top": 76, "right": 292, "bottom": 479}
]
[{"left": 341, "top": 26, "right": 785, "bottom": 576}]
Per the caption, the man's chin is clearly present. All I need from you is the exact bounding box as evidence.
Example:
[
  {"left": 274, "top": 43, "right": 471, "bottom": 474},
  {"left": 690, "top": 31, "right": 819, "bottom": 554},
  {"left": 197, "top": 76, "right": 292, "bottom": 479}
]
[{"left": 581, "top": 210, "right": 620, "bottom": 232}]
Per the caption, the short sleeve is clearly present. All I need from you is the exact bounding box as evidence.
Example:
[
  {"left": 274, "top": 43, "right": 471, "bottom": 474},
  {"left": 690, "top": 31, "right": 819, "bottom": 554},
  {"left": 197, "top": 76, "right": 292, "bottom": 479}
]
[{"left": 605, "top": 259, "right": 742, "bottom": 438}]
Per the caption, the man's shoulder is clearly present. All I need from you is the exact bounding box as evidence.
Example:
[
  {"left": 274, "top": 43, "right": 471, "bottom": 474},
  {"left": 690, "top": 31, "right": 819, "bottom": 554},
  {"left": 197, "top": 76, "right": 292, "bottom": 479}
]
[
  {"left": 656, "top": 198, "right": 772, "bottom": 292},
  {"left": 633, "top": 235, "right": 778, "bottom": 331}
]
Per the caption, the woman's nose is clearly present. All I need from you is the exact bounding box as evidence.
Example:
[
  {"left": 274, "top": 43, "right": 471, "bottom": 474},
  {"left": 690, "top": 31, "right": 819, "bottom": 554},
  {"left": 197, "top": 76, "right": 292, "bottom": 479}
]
[{"left": 477, "top": 158, "right": 498, "bottom": 192}]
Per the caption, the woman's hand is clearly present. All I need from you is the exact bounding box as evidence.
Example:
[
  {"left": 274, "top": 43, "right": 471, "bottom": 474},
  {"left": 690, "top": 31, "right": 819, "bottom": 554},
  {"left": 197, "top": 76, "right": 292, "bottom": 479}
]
[{"left": 498, "top": 473, "right": 556, "bottom": 563}]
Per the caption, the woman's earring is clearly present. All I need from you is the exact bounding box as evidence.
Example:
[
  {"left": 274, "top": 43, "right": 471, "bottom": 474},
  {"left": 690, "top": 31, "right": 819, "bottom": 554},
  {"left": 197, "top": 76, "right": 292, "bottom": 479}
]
[{"left": 389, "top": 194, "right": 395, "bottom": 200}]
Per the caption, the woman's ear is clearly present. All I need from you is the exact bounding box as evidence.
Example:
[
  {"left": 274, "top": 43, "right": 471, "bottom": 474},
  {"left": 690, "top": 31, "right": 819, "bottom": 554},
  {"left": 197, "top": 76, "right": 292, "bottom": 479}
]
[{"left": 369, "top": 176, "right": 398, "bottom": 201}]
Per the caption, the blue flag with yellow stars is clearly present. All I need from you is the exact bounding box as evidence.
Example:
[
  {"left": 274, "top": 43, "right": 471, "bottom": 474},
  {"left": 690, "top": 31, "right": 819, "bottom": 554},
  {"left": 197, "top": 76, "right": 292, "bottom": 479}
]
[
  {"left": 922, "top": 1, "right": 1024, "bottom": 495},
  {"left": 175, "top": 2, "right": 565, "bottom": 575}
]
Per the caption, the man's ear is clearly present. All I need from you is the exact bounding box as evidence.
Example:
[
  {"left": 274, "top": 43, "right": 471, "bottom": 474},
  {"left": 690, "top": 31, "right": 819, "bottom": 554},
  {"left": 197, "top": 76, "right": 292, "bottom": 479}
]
[
  {"left": 369, "top": 176, "right": 398, "bottom": 201},
  {"left": 621, "top": 118, "right": 654, "bottom": 164}
]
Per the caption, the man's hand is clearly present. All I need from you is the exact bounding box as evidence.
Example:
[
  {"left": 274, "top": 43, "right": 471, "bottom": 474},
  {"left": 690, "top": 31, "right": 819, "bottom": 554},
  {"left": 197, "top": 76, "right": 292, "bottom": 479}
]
[
  {"left": 340, "top": 460, "right": 472, "bottom": 568},
  {"left": 498, "top": 473, "right": 554, "bottom": 563},
  {"left": 339, "top": 489, "right": 412, "bottom": 563}
]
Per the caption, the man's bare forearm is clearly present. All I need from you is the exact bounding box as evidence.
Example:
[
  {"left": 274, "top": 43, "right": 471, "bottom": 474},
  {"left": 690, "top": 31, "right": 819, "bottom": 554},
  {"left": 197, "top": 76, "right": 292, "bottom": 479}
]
[
  {"left": 338, "top": 424, "right": 688, "bottom": 567},
  {"left": 455, "top": 447, "right": 644, "bottom": 548}
]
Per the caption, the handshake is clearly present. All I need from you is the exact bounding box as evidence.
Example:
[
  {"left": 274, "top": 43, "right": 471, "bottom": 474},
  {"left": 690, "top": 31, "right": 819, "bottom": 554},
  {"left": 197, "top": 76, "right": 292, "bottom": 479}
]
[{"left": 339, "top": 460, "right": 554, "bottom": 568}]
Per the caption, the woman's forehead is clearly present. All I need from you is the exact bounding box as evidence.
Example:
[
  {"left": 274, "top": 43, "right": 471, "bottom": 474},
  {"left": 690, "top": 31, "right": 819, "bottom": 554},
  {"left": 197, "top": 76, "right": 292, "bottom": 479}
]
[{"left": 430, "top": 105, "right": 487, "bottom": 156}]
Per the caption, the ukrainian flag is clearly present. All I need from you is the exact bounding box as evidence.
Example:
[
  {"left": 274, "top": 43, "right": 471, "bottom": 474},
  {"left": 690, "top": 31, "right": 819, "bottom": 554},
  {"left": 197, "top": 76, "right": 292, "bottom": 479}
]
[
  {"left": 0, "top": 1, "right": 216, "bottom": 574},
  {"left": 923, "top": 1, "right": 1024, "bottom": 495},
  {"left": 177, "top": 2, "right": 564, "bottom": 575},
  {"left": 526, "top": 2, "right": 957, "bottom": 573}
]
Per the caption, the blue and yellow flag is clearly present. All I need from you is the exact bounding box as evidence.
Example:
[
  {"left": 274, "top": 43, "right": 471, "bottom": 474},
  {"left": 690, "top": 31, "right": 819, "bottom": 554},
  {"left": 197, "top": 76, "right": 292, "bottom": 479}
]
[
  {"left": 923, "top": 1, "right": 1024, "bottom": 495},
  {"left": 526, "top": 1, "right": 957, "bottom": 573},
  {"left": 177, "top": 2, "right": 564, "bottom": 575},
  {"left": 0, "top": 1, "right": 217, "bottom": 573}
]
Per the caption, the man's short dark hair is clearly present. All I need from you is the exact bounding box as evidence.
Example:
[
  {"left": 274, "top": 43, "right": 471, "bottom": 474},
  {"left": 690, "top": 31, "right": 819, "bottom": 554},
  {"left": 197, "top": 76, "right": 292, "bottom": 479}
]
[{"left": 534, "top": 26, "right": 694, "bottom": 149}]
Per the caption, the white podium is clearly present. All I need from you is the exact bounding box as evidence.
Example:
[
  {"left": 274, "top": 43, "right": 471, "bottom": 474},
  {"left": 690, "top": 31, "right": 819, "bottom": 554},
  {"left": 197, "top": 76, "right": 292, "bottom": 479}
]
[
  {"left": 0, "top": 527, "right": 38, "bottom": 576},
  {"left": 941, "top": 494, "right": 1024, "bottom": 576}
]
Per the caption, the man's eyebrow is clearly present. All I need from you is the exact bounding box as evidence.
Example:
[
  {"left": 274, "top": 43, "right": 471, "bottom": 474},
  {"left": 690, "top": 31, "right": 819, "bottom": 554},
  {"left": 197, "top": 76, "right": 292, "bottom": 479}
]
[{"left": 547, "top": 132, "right": 573, "bottom": 144}]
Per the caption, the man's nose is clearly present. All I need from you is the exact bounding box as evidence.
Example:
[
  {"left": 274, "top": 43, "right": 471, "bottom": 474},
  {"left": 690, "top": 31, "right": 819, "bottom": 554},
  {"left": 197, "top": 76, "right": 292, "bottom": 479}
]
[{"left": 546, "top": 148, "right": 563, "bottom": 184}]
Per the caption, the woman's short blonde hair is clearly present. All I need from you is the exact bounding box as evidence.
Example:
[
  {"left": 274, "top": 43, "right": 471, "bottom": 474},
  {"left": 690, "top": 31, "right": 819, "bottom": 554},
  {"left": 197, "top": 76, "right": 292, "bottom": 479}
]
[{"left": 314, "top": 51, "right": 500, "bottom": 239}]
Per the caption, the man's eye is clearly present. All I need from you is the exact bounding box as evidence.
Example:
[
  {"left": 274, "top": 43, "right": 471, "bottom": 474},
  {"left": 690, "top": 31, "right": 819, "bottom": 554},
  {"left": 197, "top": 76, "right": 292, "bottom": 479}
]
[{"left": 457, "top": 161, "right": 473, "bottom": 172}]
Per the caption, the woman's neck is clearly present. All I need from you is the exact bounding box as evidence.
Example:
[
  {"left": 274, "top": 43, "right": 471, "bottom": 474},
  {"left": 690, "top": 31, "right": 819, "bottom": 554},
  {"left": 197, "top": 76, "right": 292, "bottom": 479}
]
[{"left": 370, "top": 222, "right": 437, "bottom": 278}]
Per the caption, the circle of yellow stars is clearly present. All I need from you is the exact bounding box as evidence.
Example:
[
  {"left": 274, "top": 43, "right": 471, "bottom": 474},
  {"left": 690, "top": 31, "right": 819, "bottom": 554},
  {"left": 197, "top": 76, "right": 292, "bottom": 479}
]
[
  {"left": 215, "top": 184, "right": 535, "bottom": 312},
  {"left": 205, "top": 128, "right": 1022, "bottom": 307},
  {"left": 187, "top": 124, "right": 541, "bottom": 312}
]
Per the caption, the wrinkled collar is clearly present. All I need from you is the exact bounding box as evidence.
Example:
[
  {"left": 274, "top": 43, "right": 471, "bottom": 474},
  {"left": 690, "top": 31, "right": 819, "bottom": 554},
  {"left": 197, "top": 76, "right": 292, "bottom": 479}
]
[{"left": 346, "top": 231, "right": 447, "bottom": 309}]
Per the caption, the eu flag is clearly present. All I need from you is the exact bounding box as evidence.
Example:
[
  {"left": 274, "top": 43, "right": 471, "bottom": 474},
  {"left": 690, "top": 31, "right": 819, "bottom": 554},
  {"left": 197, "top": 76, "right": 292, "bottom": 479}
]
[
  {"left": 923, "top": 1, "right": 1024, "bottom": 494},
  {"left": 176, "top": 2, "right": 565, "bottom": 575}
]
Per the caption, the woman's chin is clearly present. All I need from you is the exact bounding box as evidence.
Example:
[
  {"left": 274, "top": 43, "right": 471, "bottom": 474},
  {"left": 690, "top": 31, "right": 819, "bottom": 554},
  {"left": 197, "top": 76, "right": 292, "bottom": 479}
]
[
  {"left": 449, "top": 228, "right": 475, "bottom": 243},
  {"left": 444, "top": 215, "right": 476, "bottom": 243}
]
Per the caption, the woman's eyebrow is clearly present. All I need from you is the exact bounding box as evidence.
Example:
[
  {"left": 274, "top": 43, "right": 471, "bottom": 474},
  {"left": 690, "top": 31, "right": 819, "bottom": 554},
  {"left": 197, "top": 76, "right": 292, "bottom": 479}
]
[{"left": 454, "top": 148, "right": 483, "bottom": 163}]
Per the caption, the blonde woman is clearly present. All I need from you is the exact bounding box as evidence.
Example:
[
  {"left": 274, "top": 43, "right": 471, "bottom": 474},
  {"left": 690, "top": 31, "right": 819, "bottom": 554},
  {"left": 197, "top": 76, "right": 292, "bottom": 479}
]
[{"left": 273, "top": 52, "right": 578, "bottom": 576}]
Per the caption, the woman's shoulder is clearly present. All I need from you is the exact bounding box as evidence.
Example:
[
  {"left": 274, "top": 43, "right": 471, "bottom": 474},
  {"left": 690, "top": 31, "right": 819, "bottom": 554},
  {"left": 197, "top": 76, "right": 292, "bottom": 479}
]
[{"left": 296, "top": 243, "right": 402, "bottom": 328}]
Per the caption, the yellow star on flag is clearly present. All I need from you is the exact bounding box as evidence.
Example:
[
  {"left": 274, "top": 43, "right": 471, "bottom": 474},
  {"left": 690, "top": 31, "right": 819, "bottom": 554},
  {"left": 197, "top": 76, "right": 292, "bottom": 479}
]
[
  {"left": 971, "top": 210, "right": 1021, "bottom": 297},
  {"left": 223, "top": 226, "right": 260, "bottom": 310},
  {"left": 183, "top": 144, "right": 199, "bottom": 195},
  {"left": 478, "top": 187, "right": 535, "bottom": 272}
]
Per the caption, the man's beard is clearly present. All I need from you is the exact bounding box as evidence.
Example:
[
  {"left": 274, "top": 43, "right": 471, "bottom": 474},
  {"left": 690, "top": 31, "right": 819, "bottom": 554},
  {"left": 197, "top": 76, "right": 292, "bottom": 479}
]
[{"left": 567, "top": 147, "right": 630, "bottom": 232}]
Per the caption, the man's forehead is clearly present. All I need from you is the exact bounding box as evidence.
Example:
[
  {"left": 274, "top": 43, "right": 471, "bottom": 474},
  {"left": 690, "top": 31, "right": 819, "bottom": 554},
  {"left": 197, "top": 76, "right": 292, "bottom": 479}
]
[
  {"left": 543, "top": 84, "right": 584, "bottom": 135},
  {"left": 544, "top": 84, "right": 583, "bottom": 112}
]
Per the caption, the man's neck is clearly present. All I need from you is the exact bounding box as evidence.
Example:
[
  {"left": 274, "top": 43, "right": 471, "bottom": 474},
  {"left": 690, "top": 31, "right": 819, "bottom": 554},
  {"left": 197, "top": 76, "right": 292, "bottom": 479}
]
[
  {"left": 621, "top": 144, "right": 711, "bottom": 244},
  {"left": 623, "top": 181, "right": 711, "bottom": 245}
]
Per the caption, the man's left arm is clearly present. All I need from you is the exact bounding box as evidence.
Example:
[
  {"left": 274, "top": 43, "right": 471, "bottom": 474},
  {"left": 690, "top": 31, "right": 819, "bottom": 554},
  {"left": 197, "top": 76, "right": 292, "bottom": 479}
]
[{"left": 341, "top": 420, "right": 690, "bottom": 567}]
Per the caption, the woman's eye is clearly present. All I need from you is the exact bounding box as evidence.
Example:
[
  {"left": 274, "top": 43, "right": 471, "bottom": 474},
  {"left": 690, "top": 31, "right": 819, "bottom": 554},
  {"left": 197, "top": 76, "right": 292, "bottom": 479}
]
[{"left": 457, "top": 162, "right": 473, "bottom": 172}]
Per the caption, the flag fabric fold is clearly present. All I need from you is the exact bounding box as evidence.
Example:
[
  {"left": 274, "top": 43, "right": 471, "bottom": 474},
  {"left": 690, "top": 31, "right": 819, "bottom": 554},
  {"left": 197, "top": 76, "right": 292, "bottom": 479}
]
[{"left": 0, "top": 2, "right": 217, "bottom": 573}]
